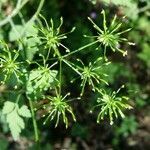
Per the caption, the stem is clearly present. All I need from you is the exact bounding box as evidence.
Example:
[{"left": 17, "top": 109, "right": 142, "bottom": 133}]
[
  {"left": 25, "top": 58, "right": 39, "bottom": 142},
  {"left": 62, "top": 40, "right": 99, "bottom": 58},
  {"left": 18, "top": 12, "right": 26, "bottom": 25},
  {"left": 27, "top": 0, "right": 45, "bottom": 23},
  {"left": 20, "top": 0, "right": 45, "bottom": 35},
  {"left": 1, "top": 89, "right": 25, "bottom": 93},
  {"left": 59, "top": 59, "right": 62, "bottom": 95},
  {"left": 16, "top": 94, "right": 21, "bottom": 103},
  {"left": 46, "top": 48, "right": 51, "bottom": 61},
  {"left": 62, "top": 59, "right": 81, "bottom": 75},
  {"left": 29, "top": 98, "right": 39, "bottom": 142},
  {"left": 104, "top": 45, "right": 108, "bottom": 61}
]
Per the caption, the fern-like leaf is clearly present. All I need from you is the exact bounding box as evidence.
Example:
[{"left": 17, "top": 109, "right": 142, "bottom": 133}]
[{"left": 2, "top": 101, "right": 31, "bottom": 141}]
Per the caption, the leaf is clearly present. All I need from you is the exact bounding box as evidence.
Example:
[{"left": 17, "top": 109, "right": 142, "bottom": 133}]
[
  {"left": 6, "top": 109, "right": 25, "bottom": 140},
  {"left": 8, "top": 22, "right": 40, "bottom": 60},
  {"left": 2, "top": 101, "right": 31, "bottom": 141},
  {"left": 9, "top": 25, "right": 24, "bottom": 41},
  {"left": 2, "top": 101, "right": 15, "bottom": 114},
  {"left": 25, "top": 21, "right": 38, "bottom": 37},
  {"left": 25, "top": 37, "right": 40, "bottom": 61},
  {"left": 0, "top": 110, "right": 9, "bottom": 133},
  {"left": 124, "top": 3, "right": 139, "bottom": 20},
  {"left": 18, "top": 105, "right": 31, "bottom": 118},
  {"left": 9, "top": 22, "right": 38, "bottom": 42},
  {"left": 101, "top": 0, "right": 132, "bottom": 6},
  {"left": 100, "top": 0, "right": 139, "bottom": 20},
  {"left": 24, "top": 21, "right": 40, "bottom": 61},
  {"left": 26, "top": 68, "right": 58, "bottom": 100}
]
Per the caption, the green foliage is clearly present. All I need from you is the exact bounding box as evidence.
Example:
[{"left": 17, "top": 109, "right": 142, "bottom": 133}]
[
  {"left": 0, "top": 1, "right": 149, "bottom": 149},
  {"left": 138, "top": 43, "right": 150, "bottom": 68},
  {"left": 100, "top": 62, "right": 131, "bottom": 84},
  {"left": 116, "top": 115, "right": 138, "bottom": 137},
  {"left": 112, "top": 115, "right": 138, "bottom": 147},
  {"left": 0, "top": 0, "right": 134, "bottom": 142},
  {"left": 2, "top": 101, "right": 31, "bottom": 140},
  {"left": 0, "top": 138, "right": 8, "bottom": 150},
  {"left": 8, "top": 21, "right": 40, "bottom": 61},
  {"left": 93, "top": 0, "right": 150, "bottom": 20},
  {"left": 9, "top": 25, "right": 24, "bottom": 41},
  {"left": 101, "top": 0, "right": 131, "bottom": 6},
  {"left": 71, "top": 123, "right": 88, "bottom": 139},
  {"left": 26, "top": 63, "right": 58, "bottom": 100}
]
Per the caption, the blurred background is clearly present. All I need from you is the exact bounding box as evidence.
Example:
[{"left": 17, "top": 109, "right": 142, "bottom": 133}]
[{"left": 0, "top": 0, "right": 150, "bottom": 149}]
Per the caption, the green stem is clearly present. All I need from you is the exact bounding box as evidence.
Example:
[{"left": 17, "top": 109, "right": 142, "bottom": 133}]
[
  {"left": 28, "top": 0, "right": 45, "bottom": 22},
  {"left": 59, "top": 59, "right": 62, "bottom": 95},
  {"left": 62, "top": 59, "right": 81, "bottom": 75},
  {"left": 62, "top": 40, "right": 99, "bottom": 58},
  {"left": 29, "top": 98, "right": 39, "bottom": 142},
  {"left": 16, "top": 94, "right": 21, "bottom": 103},
  {"left": 18, "top": 12, "right": 26, "bottom": 25},
  {"left": 22, "top": 0, "right": 45, "bottom": 34}
]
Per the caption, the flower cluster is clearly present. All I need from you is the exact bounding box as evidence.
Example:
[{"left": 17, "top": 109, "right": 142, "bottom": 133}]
[
  {"left": 35, "top": 15, "right": 75, "bottom": 58},
  {"left": 91, "top": 86, "right": 132, "bottom": 125},
  {"left": 0, "top": 40, "right": 22, "bottom": 84},
  {"left": 42, "top": 91, "right": 76, "bottom": 128},
  {"left": 87, "top": 10, "right": 134, "bottom": 60}
]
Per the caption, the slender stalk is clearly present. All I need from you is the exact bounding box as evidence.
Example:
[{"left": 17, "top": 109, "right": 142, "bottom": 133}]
[
  {"left": 59, "top": 59, "right": 62, "bottom": 95},
  {"left": 27, "top": 0, "right": 45, "bottom": 23},
  {"left": 18, "top": 12, "right": 26, "bottom": 25},
  {"left": 0, "top": 89, "right": 25, "bottom": 93},
  {"left": 62, "top": 40, "right": 99, "bottom": 58},
  {"left": 62, "top": 59, "right": 81, "bottom": 75},
  {"left": 16, "top": 94, "right": 21, "bottom": 103},
  {"left": 20, "top": 0, "right": 45, "bottom": 35},
  {"left": 29, "top": 98, "right": 39, "bottom": 142}
]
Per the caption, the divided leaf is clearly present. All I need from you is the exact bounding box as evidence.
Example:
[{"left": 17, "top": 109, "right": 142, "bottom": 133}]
[
  {"left": 26, "top": 67, "right": 58, "bottom": 100},
  {"left": 18, "top": 105, "right": 31, "bottom": 118},
  {"left": 2, "top": 101, "right": 15, "bottom": 114},
  {"left": 9, "top": 25, "right": 24, "bottom": 41},
  {"left": 2, "top": 101, "right": 31, "bottom": 141}
]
